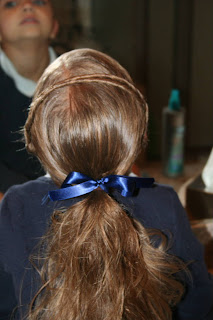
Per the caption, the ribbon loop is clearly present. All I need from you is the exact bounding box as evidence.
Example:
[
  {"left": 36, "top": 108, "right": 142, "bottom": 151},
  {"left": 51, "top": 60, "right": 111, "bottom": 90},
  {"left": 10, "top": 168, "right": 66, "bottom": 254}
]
[{"left": 47, "top": 172, "right": 154, "bottom": 202}]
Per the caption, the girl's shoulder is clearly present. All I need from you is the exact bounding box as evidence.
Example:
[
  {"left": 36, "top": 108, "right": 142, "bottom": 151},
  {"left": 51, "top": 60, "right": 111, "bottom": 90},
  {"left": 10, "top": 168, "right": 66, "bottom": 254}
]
[
  {"left": 115, "top": 182, "right": 186, "bottom": 234},
  {"left": 7, "top": 175, "right": 56, "bottom": 195},
  {"left": 0, "top": 176, "right": 57, "bottom": 227}
]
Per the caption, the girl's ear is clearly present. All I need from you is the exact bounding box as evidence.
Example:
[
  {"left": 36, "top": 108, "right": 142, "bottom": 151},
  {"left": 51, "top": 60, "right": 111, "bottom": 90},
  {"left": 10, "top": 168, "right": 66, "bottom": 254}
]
[{"left": 50, "top": 19, "right": 59, "bottom": 39}]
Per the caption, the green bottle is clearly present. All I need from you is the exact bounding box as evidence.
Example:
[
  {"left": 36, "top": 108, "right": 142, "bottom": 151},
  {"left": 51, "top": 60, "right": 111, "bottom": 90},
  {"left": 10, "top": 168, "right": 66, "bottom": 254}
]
[{"left": 162, "top": 89, "right": 185, "bottom": 177}]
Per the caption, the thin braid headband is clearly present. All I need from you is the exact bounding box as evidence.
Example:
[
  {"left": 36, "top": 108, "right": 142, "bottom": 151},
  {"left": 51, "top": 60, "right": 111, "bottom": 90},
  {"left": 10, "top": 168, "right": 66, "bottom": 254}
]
[
  {"left": 26, "top": 74, "right": 148, "bottom": 141},
  {"left": 33, "top": 74, "right": 145, "bottom": 105}
]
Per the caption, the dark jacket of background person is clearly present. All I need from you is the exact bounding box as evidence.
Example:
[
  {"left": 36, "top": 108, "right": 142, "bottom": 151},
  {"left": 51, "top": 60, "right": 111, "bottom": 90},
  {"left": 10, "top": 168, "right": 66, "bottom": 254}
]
[{"left": 0, "top": 66, "right": 44, "bottom": 193}]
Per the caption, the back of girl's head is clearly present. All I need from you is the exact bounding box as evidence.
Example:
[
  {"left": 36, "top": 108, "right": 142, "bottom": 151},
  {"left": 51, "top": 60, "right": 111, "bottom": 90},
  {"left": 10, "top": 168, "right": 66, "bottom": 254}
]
[
  {"left": 25, "top": 48, "right": 147, "bottom": 186},
  {"left": 25, "top": 49, "right": 185, "bottom": 320}
]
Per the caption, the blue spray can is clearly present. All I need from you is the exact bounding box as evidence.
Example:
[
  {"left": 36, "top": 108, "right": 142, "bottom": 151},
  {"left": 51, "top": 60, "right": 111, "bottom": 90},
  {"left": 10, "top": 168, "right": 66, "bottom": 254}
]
[{"left": 162, "top": 89, "right": 185, "bottom": 177}]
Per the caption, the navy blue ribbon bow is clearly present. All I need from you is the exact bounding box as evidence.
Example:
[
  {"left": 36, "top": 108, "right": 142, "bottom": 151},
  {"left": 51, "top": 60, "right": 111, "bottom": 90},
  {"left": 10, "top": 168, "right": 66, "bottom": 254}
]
[{"left": 47, "top": 171, "right": 154, "bottom": 201}]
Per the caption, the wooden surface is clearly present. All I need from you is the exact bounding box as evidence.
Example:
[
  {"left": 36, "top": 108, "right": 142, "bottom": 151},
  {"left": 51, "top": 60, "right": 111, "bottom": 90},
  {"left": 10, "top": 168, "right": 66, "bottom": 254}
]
[
  {"left": 133, "top": 154, "right": 209, "bottom": 210},
  {"left": 139, "top": 159, "right": 206, "bottom": 196}
]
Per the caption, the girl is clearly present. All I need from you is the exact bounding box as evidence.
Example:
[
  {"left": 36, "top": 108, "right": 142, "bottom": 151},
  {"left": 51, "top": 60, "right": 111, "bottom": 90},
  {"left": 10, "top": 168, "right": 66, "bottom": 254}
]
[
  {"left": 0, "top": 49, "right": 212, "bottom": 320},
  {"left": 0, "top": 0, "right": 59, "bottom": 195}
]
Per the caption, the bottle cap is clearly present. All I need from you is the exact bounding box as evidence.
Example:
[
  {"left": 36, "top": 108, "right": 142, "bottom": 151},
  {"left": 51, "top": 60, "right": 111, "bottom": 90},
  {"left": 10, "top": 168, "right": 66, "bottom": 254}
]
[{"left": 168, "top": 89, "right": 180, "bottom": 111}]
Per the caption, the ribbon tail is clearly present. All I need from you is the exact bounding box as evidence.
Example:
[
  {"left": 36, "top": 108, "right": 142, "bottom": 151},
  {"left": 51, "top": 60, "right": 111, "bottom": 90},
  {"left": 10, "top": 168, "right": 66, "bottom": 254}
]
[{"left": 49, "top": 182, "right": 98, "bottom": 201}]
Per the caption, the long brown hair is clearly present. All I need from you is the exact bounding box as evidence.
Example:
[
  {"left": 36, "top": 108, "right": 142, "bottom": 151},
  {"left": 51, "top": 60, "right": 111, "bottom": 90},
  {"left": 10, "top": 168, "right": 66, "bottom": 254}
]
[{"left": 25, "top": 49, "right": 185, "bottom": 320}]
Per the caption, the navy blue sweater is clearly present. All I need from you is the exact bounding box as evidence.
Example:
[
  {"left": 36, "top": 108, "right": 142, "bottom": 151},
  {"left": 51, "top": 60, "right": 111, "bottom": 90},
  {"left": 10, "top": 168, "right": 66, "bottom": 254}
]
[{"left": 0, "top": 176, "right": 213, "bottom": 319}]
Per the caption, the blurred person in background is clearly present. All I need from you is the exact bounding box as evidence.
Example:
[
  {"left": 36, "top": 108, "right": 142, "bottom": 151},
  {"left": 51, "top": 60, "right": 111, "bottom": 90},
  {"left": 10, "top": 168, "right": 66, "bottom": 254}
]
[{"left": 0, "top": 0, "right": 59, "bottom": 199}]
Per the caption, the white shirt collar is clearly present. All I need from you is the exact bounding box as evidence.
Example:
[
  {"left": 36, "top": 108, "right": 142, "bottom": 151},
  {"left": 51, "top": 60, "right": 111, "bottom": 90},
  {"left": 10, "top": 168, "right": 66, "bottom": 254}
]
[{"left": 0, "top": 47, "right": 57, "bottom": 97}]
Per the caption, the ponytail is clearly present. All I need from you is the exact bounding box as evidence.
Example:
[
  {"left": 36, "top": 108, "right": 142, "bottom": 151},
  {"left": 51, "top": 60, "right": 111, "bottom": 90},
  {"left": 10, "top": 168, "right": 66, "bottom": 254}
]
[{"left": 29, "top": 190, "right": 185, "bottom": 320}]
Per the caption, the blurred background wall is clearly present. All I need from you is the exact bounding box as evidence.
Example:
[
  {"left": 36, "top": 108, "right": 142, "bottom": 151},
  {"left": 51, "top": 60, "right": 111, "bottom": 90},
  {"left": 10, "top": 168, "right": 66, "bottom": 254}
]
[{"left": 51, "top": 0, "right": 213, "bottom": 158}]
